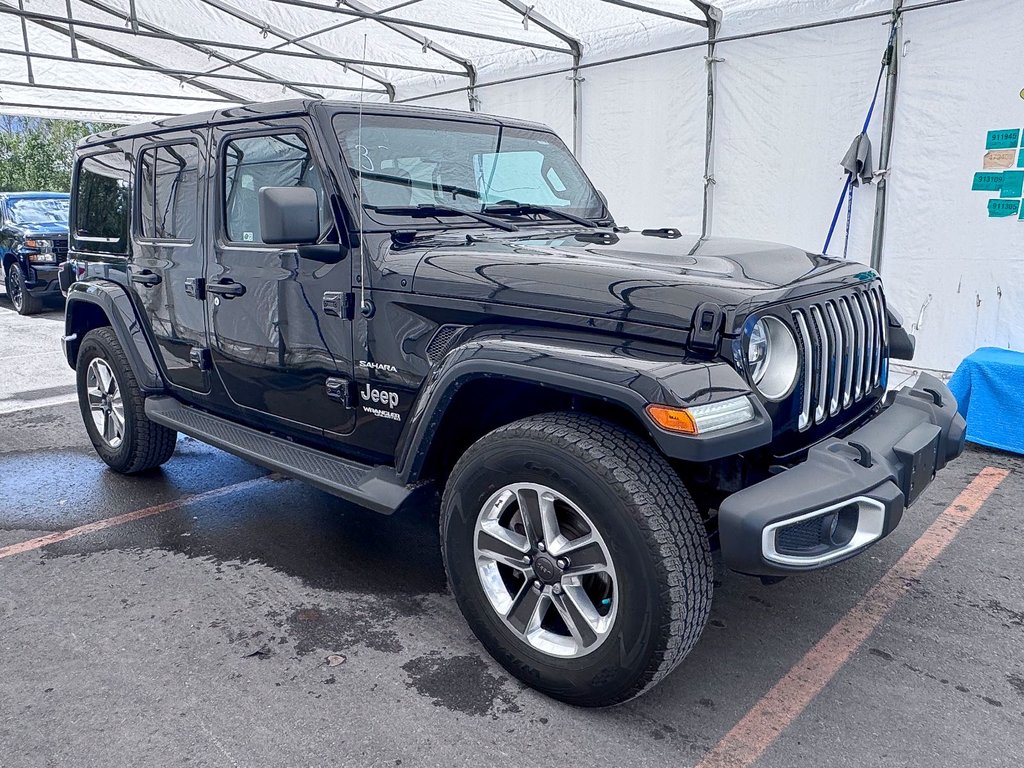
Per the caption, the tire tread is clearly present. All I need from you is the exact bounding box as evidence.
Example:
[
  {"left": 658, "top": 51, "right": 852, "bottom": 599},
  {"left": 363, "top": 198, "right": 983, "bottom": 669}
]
[{"left": 441, "top": 411, "right": 713, "bottom": 706}]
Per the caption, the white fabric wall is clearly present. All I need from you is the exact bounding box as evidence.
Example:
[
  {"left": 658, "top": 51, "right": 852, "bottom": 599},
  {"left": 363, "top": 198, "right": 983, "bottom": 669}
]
[
  {"left": 578, "top": 47, "right": 707, "bottom": 233},
  {"left": 882, "top": 0, "right": 1024, "bottom": 372},
  {"left": 711, "top": 16, "right": 893, "bottom": 261}
]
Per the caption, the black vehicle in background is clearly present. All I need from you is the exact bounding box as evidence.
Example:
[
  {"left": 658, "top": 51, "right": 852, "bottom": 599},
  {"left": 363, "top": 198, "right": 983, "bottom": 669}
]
[
  {"left": 61, "top": 100, "right": 965, "bottom": 706},
  {"left": 1, "top": 191, "right": 70, "bottom": 315}
]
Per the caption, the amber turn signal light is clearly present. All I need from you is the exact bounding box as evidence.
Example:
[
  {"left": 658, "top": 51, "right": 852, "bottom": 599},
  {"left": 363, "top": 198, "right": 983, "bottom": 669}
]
[{"left": 645, "top": 405, "right": 698, "bottom": 435}]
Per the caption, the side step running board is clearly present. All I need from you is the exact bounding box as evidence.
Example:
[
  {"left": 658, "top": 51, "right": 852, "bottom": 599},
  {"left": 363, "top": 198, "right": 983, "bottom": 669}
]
[{"left": 145, "top": 396, "right": 421, "bottom": 515}]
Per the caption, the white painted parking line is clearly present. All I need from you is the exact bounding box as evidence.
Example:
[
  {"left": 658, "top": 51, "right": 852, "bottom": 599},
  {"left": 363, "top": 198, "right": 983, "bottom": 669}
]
[{"left": 0, "top": 393, "right": 79, "bottom": 415}]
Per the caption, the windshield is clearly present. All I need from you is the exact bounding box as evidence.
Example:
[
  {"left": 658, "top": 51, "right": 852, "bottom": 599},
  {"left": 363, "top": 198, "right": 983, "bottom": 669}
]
[
  {"left": 8, "top": 197, "right": 69, "bottom": 226},
  {"left": 333, "top": 113, "right": 604, "bottom": 226}
]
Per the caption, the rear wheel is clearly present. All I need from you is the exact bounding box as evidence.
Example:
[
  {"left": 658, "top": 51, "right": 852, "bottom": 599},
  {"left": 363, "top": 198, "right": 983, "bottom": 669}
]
[
  {"left": 441, "top": 412, "right": 713, "bottom": 706},
  {"left": 5, "top": 262, "right": 42, "bottom": 315},
  {"left": 76, "top": 327, "right": 177, "bottom": 473}
]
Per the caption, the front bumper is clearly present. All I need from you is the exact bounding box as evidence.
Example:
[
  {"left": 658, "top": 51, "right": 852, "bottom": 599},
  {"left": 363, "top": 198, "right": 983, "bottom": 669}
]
[
  {"left": 719, "top": 373, "right": 966, "bottom": 576},
  {"left": 25, "top": 263, "right": 62, "bottom": 294}
]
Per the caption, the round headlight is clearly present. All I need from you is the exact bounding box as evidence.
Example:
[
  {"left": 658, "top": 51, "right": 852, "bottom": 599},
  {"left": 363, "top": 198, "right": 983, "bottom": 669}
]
[{"left": 747, "top": 316, "right": 799, "bottom": 401}]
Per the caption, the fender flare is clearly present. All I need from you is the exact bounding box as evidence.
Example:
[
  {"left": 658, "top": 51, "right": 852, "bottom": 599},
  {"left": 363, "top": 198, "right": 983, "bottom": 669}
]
[
  {"left": 64, "top": 279, "right": 165, "bottom": 393},
  {"left": 395, "top": 333, "right": 772, "bottom": 483}
]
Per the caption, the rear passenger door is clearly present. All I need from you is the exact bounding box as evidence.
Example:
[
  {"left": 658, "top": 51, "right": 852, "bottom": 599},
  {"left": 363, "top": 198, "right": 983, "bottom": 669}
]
[
  {"left": 207, "top": 120, "right": 355, "bottom": 437},
  {"left": 129, "top": 131, "right": 210, "bottom": 394}
]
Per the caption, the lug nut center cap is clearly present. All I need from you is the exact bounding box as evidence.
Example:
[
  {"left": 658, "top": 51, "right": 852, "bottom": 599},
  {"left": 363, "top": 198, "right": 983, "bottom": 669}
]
[{"left": 532, "top": 554, "right": 562, "bottom": 585}]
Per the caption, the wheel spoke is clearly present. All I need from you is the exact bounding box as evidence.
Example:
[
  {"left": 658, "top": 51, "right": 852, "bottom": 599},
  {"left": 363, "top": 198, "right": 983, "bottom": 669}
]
[
  {"left": 477, "top": 526, "right": 530, "bottom": 570},
  {"left": 515, "top": 487, "right": 546, "bottom": 547},
  {"left": 506, "top": 582, "right": 546, "bottom": 635},
  {"left": 109, "top": 404, "right": 125, "bottom": 436},
  {"left": 102, "top": 411, "right": 114, "bottom": 443},
  {"left": 551, "top": 586, "right": 599, "bottom": 648},
  {"left": 560, "top": 536, "right": 610, "bottom": 575},
  {"left": 99, "top": 364, "right": 115, "bottom": 395},
  {"left": 536, "top": 491, "right": 562, "bottom": 549}
]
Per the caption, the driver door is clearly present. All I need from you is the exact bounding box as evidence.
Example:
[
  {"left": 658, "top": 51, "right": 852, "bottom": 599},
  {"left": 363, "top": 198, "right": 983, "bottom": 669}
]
[{"left": 206, "top": 120, "right": 355, "bottom": 437}]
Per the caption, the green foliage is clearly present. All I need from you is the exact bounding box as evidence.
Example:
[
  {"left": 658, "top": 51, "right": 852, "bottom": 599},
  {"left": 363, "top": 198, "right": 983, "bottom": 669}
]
[{"left": 0, "top": 116, "right": 117, "bottom": 193}]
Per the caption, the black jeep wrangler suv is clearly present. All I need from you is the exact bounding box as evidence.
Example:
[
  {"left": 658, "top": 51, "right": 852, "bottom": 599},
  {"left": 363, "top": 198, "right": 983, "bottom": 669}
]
[{"left": 61, "top": 100, "right": 965, "bottom": 706}]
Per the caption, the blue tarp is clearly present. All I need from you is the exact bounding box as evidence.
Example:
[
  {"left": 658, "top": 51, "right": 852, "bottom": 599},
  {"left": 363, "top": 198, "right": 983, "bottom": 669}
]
[{"left": 948, "top": 347, "right": 1024, "bottom": 455}]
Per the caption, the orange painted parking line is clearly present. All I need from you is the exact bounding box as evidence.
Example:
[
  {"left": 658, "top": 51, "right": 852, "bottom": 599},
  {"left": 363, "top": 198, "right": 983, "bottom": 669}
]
[
  {"left": 0, "top": 475, "right": 274, "bottom": 561},
  {"left": 697, "top": 466, "right": 1010, "bottom": 768}
]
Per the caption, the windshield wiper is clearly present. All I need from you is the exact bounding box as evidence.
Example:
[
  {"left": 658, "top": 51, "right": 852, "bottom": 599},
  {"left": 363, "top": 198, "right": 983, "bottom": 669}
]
[
  {"left": 369, "top": 204, "right": 519, "bottom": 232},
  {"left": 482, "top": 203, "right": 599, "bottom": 229}
]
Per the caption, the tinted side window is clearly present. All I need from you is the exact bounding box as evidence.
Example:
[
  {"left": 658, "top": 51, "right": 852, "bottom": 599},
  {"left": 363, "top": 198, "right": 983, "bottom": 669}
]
[
  {"left": 139, "top": 143, "right": 199, "bottom": 241},
  {"left": 74, "top": 151, "right": 131, "bottom": 254},
  {"left": 223, "top": 133, "right": 327, "bottom": 244}
]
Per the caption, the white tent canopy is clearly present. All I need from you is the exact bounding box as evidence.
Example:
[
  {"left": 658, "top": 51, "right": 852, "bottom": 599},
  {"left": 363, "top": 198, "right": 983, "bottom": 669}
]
[{"left": 1, "top": 0, "right": 1019, "bottom": 374}]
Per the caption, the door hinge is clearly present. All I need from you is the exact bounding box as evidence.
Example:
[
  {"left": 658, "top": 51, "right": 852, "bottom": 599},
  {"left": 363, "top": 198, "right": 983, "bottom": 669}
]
[
  {"left": 189, "top": 347, "right": 212, "bottom": 371},
  {"left": 323, "top": 291, "right": 354, "bottom": 319},
  {"left": 185, "top": 276, "right": 206, "bottom": 300},
  {"left": 325, "top": 377, "right": 356, "bottom": 407}
]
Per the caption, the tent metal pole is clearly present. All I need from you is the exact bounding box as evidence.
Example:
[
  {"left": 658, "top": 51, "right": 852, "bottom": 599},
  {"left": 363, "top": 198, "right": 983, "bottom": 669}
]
[
  {"left": 192, "top": 0, "right": 426, "bottom": 90},
  {"left": 493, "top": 0, "right": 584, "bottom": 154},
  {"left": 0, "top": 3, "right": 468, "bottom": 79},
  {"left": 195, "top": 0, "right": 397, "bottom": 102},
  {"left": 268, "top": 0, "right": 574, "bottom": 55},
  {"left": 339, "top": 0, "right": 478, "bottom": 110},
  {"left": 0, "top": 47, "right": 387, "bottom": 95},
  {"left": 0, "top": 3, "right": 250, "bottom": 103},
  {"left": 598, "top": 0, "right": 708, "bottom": 27},
  {"left": 0, "top": 78, "right": 245, "bottom": 103},
  {"left": 870, "top": 0, "right": 903, "bottom": 273},
  {"left": 16, "top": 0, "right": 33, "bottom": 84},
  {"left": 0, "top": 100, "right": 179, "bottom": 118},
  {"left": 74, "top": 0, "right": 322, "bottom": 99},
  {"left": 699, "top": 4, "right": 722, "bottom": 239},
  {"left": 63, "top": 0, "right": 78, "bottom": 59}
]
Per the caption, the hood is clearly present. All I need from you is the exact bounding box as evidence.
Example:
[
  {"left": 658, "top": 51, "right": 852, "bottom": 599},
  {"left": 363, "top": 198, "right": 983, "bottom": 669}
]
[
  {"left": 7, "top": 221, "right": 69, "bottom": 239},
  {"left": 411, "top": 230, "right": 879, "bottom": 334}
]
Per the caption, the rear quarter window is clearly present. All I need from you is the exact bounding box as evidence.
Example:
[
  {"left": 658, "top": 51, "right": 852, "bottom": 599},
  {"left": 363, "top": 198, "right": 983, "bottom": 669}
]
[{"left": 73, "top": 151, "right": 131, "bottom": 255}]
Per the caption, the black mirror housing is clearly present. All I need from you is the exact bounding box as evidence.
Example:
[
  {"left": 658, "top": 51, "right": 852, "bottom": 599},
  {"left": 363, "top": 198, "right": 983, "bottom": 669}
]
[{"left": 258, "top": 186, "right": 320, "bottom": 245}]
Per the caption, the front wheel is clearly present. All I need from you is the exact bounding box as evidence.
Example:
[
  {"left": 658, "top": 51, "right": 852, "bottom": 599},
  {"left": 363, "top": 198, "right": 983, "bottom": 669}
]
[
  {"left": 5, "top": 262, "right": 42, "bottom": 315},
  {"left": 440, "top": 412, "right": 713, "bottom": 706}
]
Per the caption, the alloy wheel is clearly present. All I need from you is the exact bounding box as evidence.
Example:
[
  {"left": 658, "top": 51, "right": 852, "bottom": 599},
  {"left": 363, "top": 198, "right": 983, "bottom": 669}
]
[
  {"left": 473, "top": 482, "right": 618, "bottom": 658},
  {"left": 86, "top": 357, "right": 125, "bottom": 449},
  {"left": 7, "top": 267, "right": 24, "bottom": 311}
]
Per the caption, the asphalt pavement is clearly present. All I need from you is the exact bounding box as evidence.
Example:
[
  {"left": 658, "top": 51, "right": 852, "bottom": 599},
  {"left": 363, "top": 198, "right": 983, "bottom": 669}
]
[{"left": 1, "top": 292, "right": 1022, "bottom": 768}]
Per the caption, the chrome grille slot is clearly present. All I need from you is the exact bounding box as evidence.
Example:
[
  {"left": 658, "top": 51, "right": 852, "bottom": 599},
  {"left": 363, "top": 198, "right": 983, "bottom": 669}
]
[
  {"left": 790, "top": 284, "right": 887, "bottom": 432},
  {"left": 825, "top": 302, "right": 843, "bottom": 416},
  {"left": 810, "top": 305, "right": 829, "bottom": 424},
  {"left": 793, "top": 310, "right": 814, "bottom": 431}
]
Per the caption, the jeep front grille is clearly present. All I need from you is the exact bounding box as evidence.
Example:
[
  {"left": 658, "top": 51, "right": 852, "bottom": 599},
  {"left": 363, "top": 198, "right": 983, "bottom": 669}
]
[{"left": 792, "top": 284, "right": 887, "bottom": 431}]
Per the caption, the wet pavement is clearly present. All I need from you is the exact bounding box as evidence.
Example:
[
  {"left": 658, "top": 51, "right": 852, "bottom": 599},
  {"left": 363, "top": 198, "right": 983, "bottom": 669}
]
[{"left": 2, "top": 297, "right": 1023, "bottom": 768}]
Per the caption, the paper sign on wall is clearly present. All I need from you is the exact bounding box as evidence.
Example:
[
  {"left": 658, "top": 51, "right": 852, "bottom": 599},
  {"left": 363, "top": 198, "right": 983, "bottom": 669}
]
[
  {"left": 972, "top": 172, "right": 1003, "bottom": 190},
  {"left": 1000, "top": 170, "right": 1024, "bottom": 198},
  {"left": 983, "top": 149, "right": 1016, "bottom": 169},
  {"left": 986, "top": 129, "right": 1021, "bottom": 150},
  {"left": 988, "top": 199, "right": 1020, "bottom": 217}
]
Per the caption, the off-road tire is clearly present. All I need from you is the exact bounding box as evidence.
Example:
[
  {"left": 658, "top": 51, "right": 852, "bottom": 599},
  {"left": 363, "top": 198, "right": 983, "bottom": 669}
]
[
  {"left": 5, "top": 262, "right": 43, "bottom": 315},
  {"left": 440, "top": 412, "right": 713, "bottom": 707},
  {"left": 76, "top": 327, "right": 177, "bottom": 473}
]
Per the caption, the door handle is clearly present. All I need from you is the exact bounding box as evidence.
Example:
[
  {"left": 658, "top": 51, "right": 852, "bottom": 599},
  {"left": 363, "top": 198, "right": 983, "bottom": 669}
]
[
  {"left": 206, "top": 279, "right": 246, "bottom": 299},
  {"left": 131, "top": 270, "right": 161, "bottom": 287}
]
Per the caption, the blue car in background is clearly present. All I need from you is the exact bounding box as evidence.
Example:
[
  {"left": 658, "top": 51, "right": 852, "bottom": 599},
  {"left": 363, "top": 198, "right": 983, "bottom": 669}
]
[{"left": 1, "top": 191, "right": 70, "bottom": 315}]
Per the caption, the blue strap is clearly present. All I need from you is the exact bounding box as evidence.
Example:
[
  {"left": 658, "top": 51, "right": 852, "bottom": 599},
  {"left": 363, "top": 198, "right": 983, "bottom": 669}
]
[{"left": 823, "top": 24, "right": 898, "bottom": 256}]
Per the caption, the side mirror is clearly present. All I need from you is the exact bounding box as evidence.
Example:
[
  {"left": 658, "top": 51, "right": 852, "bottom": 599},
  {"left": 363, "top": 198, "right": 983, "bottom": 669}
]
[{"left": 258, "top": 186, "right": 320, "bottom": 245}]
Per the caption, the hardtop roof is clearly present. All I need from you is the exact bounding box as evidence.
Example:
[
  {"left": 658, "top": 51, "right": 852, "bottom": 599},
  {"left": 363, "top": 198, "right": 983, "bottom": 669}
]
[{"left": 78, "top": 99, "right": 555, "bottom": 150}]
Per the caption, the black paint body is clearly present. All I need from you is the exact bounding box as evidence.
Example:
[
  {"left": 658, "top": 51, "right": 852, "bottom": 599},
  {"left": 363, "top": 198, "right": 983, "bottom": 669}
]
[{"left": 62, "top": 100, "right": 922, "bottom": 561}]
